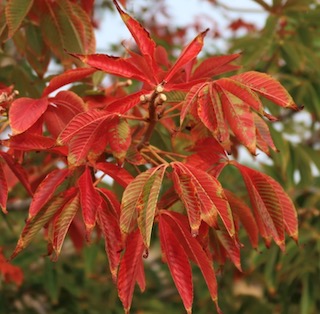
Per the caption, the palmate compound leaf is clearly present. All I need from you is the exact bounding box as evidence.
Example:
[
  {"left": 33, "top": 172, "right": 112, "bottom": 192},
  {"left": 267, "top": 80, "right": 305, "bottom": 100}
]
[
  {"left": 57, "top": 109, "right": 116, "bottom": 166},
  {"left": 172, "top": 162, "right": 235, "bottom": 238},
  {"left": 231, "top": 161, "right": 298, "bottom": 249},
  {"left": 159, "top": 217, "right": 193, "bottom": 313},
  {"left": 117, "top": 229, "right": 145, "bottom": 314},
  {"left": 160, "top": 211, "right": 222, "bottom": 314},
  {"left": 120, "top": 164, "right": 167, "bottom": 247}
]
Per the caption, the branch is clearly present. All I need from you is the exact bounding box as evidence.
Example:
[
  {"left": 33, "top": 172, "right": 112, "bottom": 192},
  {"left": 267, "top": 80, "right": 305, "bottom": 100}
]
[{"left": 137, "top": 85, "right": 166, "bottom": 150}]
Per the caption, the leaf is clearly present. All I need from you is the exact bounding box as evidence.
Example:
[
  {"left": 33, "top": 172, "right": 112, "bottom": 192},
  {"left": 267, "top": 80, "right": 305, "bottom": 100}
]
[
  {"left": 217, "top": 84, "right": 256, "bottom": 154},
  {"left": 117, "top": 230, "right": 145, "bottom": 313},
  {"left": 5, "top": 133, "right": 56, "bottom": 151},
  {"left": 50, "top": 192, "right": 80, "bottom": 260},
  {"left": 108, "top": 117, "right": 131, "bottom": 164},
  {"left": 172, "top": 162, "right": 235, "bottom": 237},
  {"left": 97, "top": 188, "right": 122, "bottom": 281},
  {"left": 106, "top": 90, "right": 147, "bottom": 114},
  {"left": 11, "top": 191, "right": 70, "bottom": 259},
  {"left": 0, "top": 151, "right": 33, "bottom": 196},
  {"left": 160, "top": 211, "right": 221, "bottom": 314},
  {"left": 42, "top": 67, "right": 96, "bottom": 97},
  {"left": 57, "top": 110, "right": 115, "bottom": 166},
  {"left": 164, "top": 29, "right": 208, "bottom": 83},
  {"left": 0, "top": 161, "right": 8, "bottom": 213},
  {"left": 224, "top": 189, "right": 259, "bottom": 248},
  {"left": 5, "top": 0, "right": 34, "bottom": 39},
  {"left": 159, "top": 217, "right": 193, "bottom": 313},
  {"left": 172, "top": 171, "right": 201, "bottom": 236},
  {"left": 28, "top": 168, "right": 70, "bottom": 219},
  {"left": 0, "top": 248, "right": 24, "bottom": 286},
  {"left": 137, "top": 165, "right": 167, "bottom": 247},
  {"left": 78, "top": 167, "right": 101, "bottom": 238},
  {"left": 113, "top": 0, "right": 158, "bottom": 75},
  {"left": 231, "top": 71, "right": 299, "bottom": 110},
  {"left": 71, "top": 53, "right": 150, "bottom": 84},
  {"left": 232, "top": 161, "right": 298, "bottom": 249},
  {"left": 192, "top": 53, "right": 240, "bottom": 80},
  {"left": 9, "top": 97, "right": 48, "bottom": 134},
  {"left": 121, "top": 165, "right": 167, "bottom": 246},
  {"left": 95, "top": 162, "right": 133, "bottom": 187},
  {"left": 45, "top": 91, "right": 87, "bottom": 137}
]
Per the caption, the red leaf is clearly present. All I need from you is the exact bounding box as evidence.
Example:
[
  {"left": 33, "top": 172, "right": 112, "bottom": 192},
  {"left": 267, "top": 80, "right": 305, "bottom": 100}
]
[
  {"left": 159, "top": 217, "right": 193, "bottom": 313},
  {"left": 97, "top": 188, "right": 122, "bottom": 281},
  {"left": 0, "top": 151, "right": 33, "bottom": 196},
  {"left": 78, "top": 167, "right": 101, "bottom": 238},
  {"left": 117, "top": 230, "right": 145, "bottom": 313},
  {"left": 224, "top": 190, "right": 259, "bottom": 248},
  {"left": 95, "top": 162, "right": 134, "bottom": 187},
  {"left": 231, "top": 71, "right": 299, "bottom": 110},
  {"left": 4, "top": 132, "right": 55, "bottom": 152},
  {"left": 113, "top": 0, "right": 158, "bottom": 76},
  {"left": 217, "top": 84, "right": 256, "bottom": 154},
  {"left": 164, "top": 29, "right": 208, "bottom": 83},
  {"left": 45, "top": 90, "right": 87, "bottom": 137},
  {"left": 28, "top": 168, "right": 70, "bottom": 219},
  {"left": 57, "top": 110, "right": 115, "bottom": 166},
  {"left": 192, "top": 53, "right": 240, "bottom": 80},
  {"left": 9, "top": 97, "right": 48, "bottom": 134},
  {"left": 172, "top": 162, "right": 235, "bottom": 237},
  {"left": 71, "top": 53, "right": 151, "bottom": 84},
  {"left": 232, "top": 162, "right": 298, "bottom": 249},
  {"left": 0, "top": 248, "right": 23, "bottom": 286},
  {"left": 42, "top": 67, "right": 96, "bottom": 97},
  {"left": 106, "top": 90, "right": 147, "bottom": 114},
  {"left": 160, "top": 211, "right": 221, "bottom": 313},
  {"left": 0, "top": 162, "right": 8, "bottom": 213}
]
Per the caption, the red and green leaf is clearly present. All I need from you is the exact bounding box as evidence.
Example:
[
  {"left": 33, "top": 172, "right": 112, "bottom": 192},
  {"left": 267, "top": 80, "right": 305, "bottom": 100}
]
[
  {"left": 97, "top": 188, "right": 122, "bottom": 281},
  {"left": 50, "top": 191, "right": 80, "bottom": 259}
]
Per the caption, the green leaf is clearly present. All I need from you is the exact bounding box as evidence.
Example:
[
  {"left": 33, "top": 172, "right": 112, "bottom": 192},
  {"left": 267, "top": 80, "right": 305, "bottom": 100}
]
[{"left": 5, "top": 0, "right": 34, "bottom": 39}]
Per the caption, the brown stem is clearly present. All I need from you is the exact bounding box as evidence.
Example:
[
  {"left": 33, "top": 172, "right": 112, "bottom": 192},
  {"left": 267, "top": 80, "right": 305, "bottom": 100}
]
[{"left": 137, "top": 86, "right": 164, "bottom": 150}]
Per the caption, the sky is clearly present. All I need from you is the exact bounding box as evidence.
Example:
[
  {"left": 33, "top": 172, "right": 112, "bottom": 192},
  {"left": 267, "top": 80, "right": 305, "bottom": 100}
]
[{"left": 95, "top": 0, "right": 270, "bottom": 52}]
